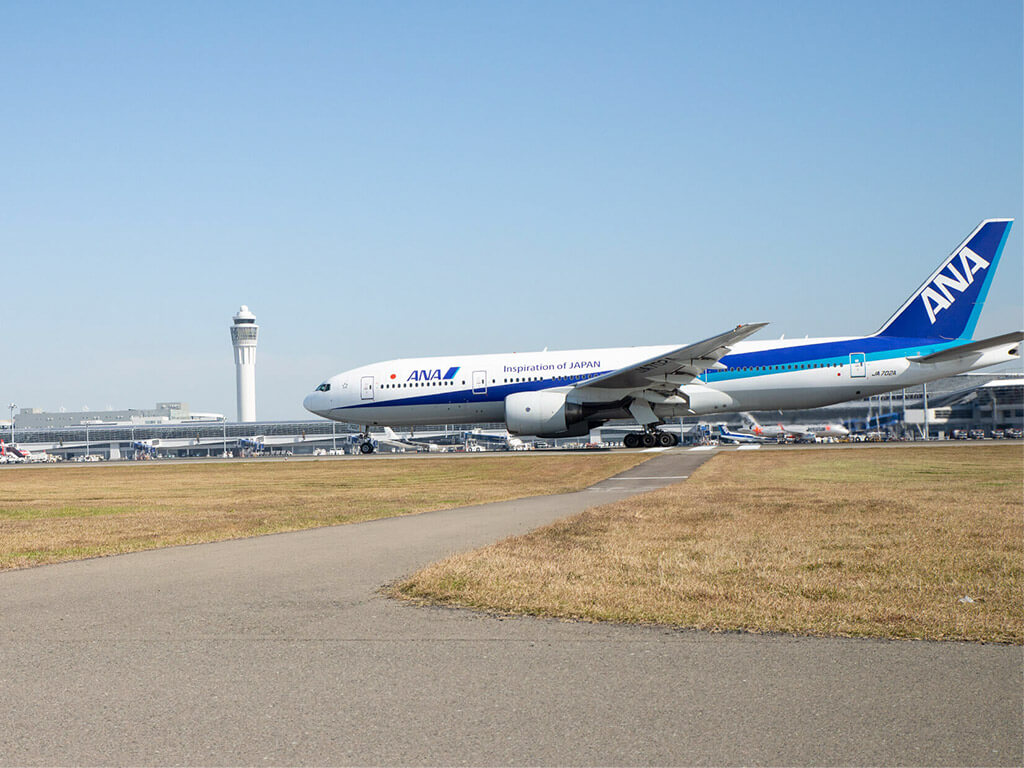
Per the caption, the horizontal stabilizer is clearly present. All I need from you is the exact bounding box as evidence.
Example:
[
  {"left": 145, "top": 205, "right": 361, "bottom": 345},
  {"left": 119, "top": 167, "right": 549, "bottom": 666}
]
[{"left": 909, "top": 331, "right": 1024, "bottom": 363}]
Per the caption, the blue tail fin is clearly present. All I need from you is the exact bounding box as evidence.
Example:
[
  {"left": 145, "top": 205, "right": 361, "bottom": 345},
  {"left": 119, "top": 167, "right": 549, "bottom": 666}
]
[{"left": 875, "top": 219, "right": 1012, "bottom": 340}]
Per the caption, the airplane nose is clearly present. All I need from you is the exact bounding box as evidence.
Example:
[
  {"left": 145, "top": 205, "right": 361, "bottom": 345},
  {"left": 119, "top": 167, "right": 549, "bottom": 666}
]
[{"left": 303, "top": 392, "right": 322, "bottom": 415}]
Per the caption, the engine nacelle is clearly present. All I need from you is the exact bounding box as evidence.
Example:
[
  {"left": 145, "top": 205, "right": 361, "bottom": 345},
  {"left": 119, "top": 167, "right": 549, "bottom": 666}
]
[
  {"left": 505, "top": 391, "right": 587, "bottom": 437},
  {"left": 680, "top": 384, "right": 736, "bottom": 414}
]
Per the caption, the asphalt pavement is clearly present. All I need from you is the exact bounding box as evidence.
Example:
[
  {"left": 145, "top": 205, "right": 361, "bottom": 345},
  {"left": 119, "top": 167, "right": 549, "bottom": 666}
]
[{"left": 0, "top": 449, "right": 1020, "bottom": 766}]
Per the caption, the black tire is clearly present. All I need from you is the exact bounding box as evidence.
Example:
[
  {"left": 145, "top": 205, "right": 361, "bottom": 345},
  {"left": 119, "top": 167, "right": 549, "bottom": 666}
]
[
  {"left": 641, "top": 433, "right": 657, "bottom": 448},
  {"left": 359, "top": 441, "right": 375, "bottom": 454},
  {"left": 623, "top": 433, "right": 641, "bottom": 449},
  {"left": 658, "top": 432, "right": 675, "bottom": 447}
]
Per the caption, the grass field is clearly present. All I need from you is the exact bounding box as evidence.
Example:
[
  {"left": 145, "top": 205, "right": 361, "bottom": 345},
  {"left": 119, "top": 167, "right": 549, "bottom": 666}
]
[
  {"left": 0, "top": 453, "right": 646, "bottom": 570},
  {"left": 396, "top": 445, "right": 1024, "bottom": 643}
]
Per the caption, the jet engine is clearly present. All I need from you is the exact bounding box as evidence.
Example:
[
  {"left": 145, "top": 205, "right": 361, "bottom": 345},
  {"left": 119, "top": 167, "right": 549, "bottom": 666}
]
[
  {"left": 505, "top": 391, "right": 590, "bottom": 437},
  {"left": 679, "top": 384, "right": 736, "bottom": 414}
]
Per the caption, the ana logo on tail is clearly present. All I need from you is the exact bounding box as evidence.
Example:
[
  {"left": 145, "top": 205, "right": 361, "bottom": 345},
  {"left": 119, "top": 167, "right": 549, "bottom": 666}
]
[
  {"left": 875, "top": 219, "right": 1011, "bottom": 340},
  {"left": 920, "top": 246, "right": 990, "bottom": 324}
]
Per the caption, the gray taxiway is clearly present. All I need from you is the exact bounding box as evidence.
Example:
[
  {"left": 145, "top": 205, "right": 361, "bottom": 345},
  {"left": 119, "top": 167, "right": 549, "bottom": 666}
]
[{"left": 0, "top": 450, "right": 1020, "bottom": 766}]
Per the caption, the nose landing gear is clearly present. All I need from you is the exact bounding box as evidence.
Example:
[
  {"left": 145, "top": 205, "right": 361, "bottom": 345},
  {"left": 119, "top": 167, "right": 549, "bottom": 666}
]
[{"left": 358, "top": 427, "right": 376, "bottom": 454}]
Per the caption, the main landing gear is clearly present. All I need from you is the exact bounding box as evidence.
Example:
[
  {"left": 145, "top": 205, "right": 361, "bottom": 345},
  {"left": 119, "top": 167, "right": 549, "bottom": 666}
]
[{"left": 623, "top": 430, "right": 679, "bottom": 449}]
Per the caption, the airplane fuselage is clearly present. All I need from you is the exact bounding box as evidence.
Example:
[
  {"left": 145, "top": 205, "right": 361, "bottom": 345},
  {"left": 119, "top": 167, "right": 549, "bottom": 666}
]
[{"left": 303, "top": 334, "right": 1015, "bottom": 430}]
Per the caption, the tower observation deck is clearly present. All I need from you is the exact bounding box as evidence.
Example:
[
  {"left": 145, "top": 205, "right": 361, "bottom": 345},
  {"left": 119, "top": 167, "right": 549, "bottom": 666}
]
[{"left": 230, "top": 305, "right": 259, "bottom": 422}]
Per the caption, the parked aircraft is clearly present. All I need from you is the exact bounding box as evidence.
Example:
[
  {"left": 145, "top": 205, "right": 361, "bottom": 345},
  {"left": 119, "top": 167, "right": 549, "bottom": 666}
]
[
  {"left": 739, "top": 413, "right": 850, "bottom": 441},
  {"left": 0, "top": 440, "right": 53, "bottom": 463},
  {"left": 716, "top": 425, "right": 774, "bottom": 445},
  {"left": 378, "top": 426, "right": 520, "bottom": 453},
  {"left": 380, "top": 426, "right": 444, "bottom": 452},
  {"left": 305, "top": 219, "right": 1021, "bottom": 453},
  {"left": 0, "top": 440, "right": 29, "bottom": 462}
]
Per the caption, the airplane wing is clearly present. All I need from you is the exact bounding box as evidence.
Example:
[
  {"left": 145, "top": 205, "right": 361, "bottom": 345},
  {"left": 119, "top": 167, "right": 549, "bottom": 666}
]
[
  {"left": 909, "top": 331, "right": 1023, "bottom": 364},
  {"left": 574, "top": 323, "right": 768, "bottom": 394}
]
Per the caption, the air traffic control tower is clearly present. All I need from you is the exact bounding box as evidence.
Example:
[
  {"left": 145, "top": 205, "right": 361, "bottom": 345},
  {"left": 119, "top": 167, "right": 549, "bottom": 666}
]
[{"left": 230, "top": 305, "right": 259, "bottom": 422}]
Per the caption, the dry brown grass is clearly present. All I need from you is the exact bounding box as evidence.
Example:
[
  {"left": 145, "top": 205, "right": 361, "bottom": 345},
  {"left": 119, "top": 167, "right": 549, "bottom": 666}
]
[
  {"left": 0, "top": 453, "right": 646, "bottom": 570},
  {"left": 397, "top": 445, "right": 1024, "bottom": 643}
]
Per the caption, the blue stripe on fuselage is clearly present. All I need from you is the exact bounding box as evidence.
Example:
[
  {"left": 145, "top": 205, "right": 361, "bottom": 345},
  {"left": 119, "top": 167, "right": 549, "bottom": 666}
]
[{"left": 708, "top": 335, "right": 956, "bottom": 381}]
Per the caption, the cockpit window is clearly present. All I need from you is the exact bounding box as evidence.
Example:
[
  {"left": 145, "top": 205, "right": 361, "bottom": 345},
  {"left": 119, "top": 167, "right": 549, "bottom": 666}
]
[{"left": 316, "top": 382, "right": 331, "bottom": 392}]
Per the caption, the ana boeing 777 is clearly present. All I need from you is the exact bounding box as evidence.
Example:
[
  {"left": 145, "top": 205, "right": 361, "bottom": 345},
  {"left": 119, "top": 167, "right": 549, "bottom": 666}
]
[{"left": 304, "top": 219, "right": 1021, "bottom": 452}]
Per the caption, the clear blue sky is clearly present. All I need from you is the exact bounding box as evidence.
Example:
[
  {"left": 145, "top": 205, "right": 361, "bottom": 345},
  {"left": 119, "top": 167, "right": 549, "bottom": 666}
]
[{"left": 3, "top": 0, "right": 1021, "bottom": 420}]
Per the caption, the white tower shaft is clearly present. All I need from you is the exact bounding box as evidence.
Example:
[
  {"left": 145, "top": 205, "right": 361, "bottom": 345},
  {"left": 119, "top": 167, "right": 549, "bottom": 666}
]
[
  {"left": 230, "top": 306, "right": 259, "bottom": 422},
  {"left": 234, "top": 344, "right": 256, "bottom": 421}
]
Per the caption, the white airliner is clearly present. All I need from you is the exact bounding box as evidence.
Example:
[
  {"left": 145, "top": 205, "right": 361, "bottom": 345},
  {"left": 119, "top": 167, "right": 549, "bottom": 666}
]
[
  {"left": 739, "top": 413, "right": 850, "bottom": 441},
  {"left": 0, "top": 440, "right": 53, "bottom": 463},
  {"left": 305, "top": 219, "right": 1021, "bottom": 453},
  {"left": 716, "top": 425, "right": 774, "bottom": 445},
  {"left": 380, "top": 426, "right": 444, "bottom": 452}
]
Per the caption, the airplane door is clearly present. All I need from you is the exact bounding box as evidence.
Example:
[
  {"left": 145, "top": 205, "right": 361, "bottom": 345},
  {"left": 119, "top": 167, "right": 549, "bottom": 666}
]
[
  {"left": 849, "top": 353, "right": 866, "bottom": 378},
  {"left": 361, "top": 376, "right": 375, "bottom": 400},
  {"left": 472, "top": 370, "right": 487, "bottom": 394}
]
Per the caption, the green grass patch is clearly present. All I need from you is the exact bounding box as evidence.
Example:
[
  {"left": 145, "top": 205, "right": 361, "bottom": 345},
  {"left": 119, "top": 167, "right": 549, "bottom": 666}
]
[{"left": 0, "top": 505, "right": 138, "bottom": 521}]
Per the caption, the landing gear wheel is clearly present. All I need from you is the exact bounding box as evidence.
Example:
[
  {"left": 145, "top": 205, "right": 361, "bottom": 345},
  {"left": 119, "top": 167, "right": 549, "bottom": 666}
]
[
  {"left": 641, "top": 433, "right": 657, "bottom": 448},
  {"left": 623, "top": 433, "right": 641, "bottom": 449},
  {"left": 359, "top": 441, "right": 375, "bottom": 455},
  {"left": 657, "top": 432, "right": 676, "bottom": 447}
]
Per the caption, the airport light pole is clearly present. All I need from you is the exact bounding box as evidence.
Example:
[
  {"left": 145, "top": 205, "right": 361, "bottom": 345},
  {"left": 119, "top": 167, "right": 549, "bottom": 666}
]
[
  {"left": 922, "top": 382, "right": 929, "bottom": 440},
  {"left": 901, "top": 388, "right": 907, "bottom": 438},
  {"left": 8, "top": 403, "right": 15, "bottom": 445}
]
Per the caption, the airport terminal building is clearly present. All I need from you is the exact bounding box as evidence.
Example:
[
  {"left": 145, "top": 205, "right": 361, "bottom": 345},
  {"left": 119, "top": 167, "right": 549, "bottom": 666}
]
[
  {"left": 2, "top": 373, "right": 1021, "bottom": 460},
  {"left": 12, "top": 402, "right": 224, "bottom": 430},
  {"left": 746, "top": 371, "right": 1024, "bottom": 438}
]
